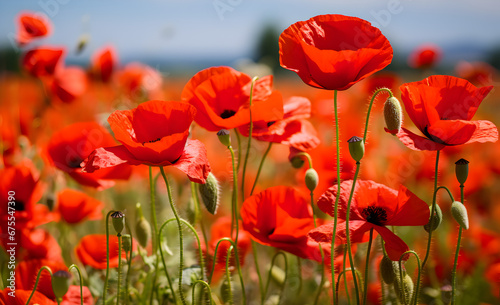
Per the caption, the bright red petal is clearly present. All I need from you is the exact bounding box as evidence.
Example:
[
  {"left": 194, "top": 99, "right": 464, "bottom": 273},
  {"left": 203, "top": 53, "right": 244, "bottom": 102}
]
[
  {"left": 395, "top": 127, "right": 446, "bottom": 151},
  {"left": 170, "top": 139, "right": 211, "bottom": 184},
  {"left": 427, "top": 119, "right": 498, "bottom": 145},
  {"left": 386, "top": 185, "right": 430, "bottom": 226},
  {"left": 374, "top": 226, "right": 410, "bottom": 261},
  {"left": 81, "top": 145, "right": 142, "bottom": 173}
]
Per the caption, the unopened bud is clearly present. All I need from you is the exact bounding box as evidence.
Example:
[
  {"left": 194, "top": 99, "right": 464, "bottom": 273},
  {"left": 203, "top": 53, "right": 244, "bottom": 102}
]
[
  {"left": 122, "top": 234, "right": 132, "bottom": 252},
  {"left": 217, "top": 129, "right": 231, "bottom": 147},
  {"left": 305, "top": 168, "right": 319, "bottom": 192},
  {"left": 394, "top": 273, "right": 414, "bottom": 305},
  {"left": 220, "top": 280, "right": 232, "bottom": 304},
  {"left": 424, "top": 204, "right": 443, "bottom": 232},
  {"left": 455, "top": 159, "right": 469, "bottom": 185},
  {"left": 380, "top": 256, "right": 396, "bottom": 284},
  {"left": 199, "top": 172, "right": 220, "bottom": 215},
  {"left": 347, "top": 136, "right": 364, "bottom": 162},
  {"left": 383, "top": 96, "right": 403, "bottom": 135},
  {"left": 135, "top": 217, "right": 152, "bottom": 248},
  {"left": 291, "top": 156, "right": 305, "bottom": 169},
  {"left": 52, "top": 270, "right": 71, "bottom": 300},
  {"left": 451, "top": 201, "right": 469, "bottom": 230},
  {"left": 111, "top": 211, "right": 125, "bottom": 236}
]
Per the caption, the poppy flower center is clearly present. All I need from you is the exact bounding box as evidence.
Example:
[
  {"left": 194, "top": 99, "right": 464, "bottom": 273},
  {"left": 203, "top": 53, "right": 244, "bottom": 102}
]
[
  {"left": 220, "top": 109, "right": 236, "bottom": 119},
  {"left": 68, "top": 156, "right": 83, "bottom": 168},
  {"left": 362, "top": 206, "right": 387, "bottom": 226},
  {"left": 14, "top": 200, "right": 25, "bottom": 211},
  {"left": 267, "top": 121, "right": 276, "bottom": 127},
  {"left": 142, "top": 137, "right": 162, "bottom": 146}
]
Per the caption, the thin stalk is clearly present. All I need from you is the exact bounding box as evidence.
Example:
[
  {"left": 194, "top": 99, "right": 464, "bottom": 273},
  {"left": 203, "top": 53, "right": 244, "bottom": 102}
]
[
  {"left": 250, "top": 142, "right": 273, "bottom": 196},
  {"left": 421, "top": 150, "right": 441, "bottom": 270},
  {"left": 103, "top": 210, "right": 114, "bottom": 304},
  {"left": 125, "top": 222, "right": 134, "bottom": 304},
  {"left": 235, "top": 129, "right": 242, "bottom": 172},
  {"left": 192, "top": 280, "right": 214, "bottom": 305},
  {"left": 451, "top": 184, "right": 465, "bottom": 304},
  {"left": 241, "top": 76, "right": 259, "bottom": 203},
  {"left": 228, "top": 145, "right": 239, "bottom": 244},
  {"left": 362, "top": 228, "right": 374, "bottom": 305},
  {"left": 191, "top": 181, "right": 209, "bottom": 252},
  {"left": 159, "top": 167, "right": 187, "bottom": 305},
  {"left": 294, "top": 152, "right": 313, "bottom": 168},
  {"left": 116, "top": 235, "right": 122, "bottom": 305},
  {"left": 397, "top": 251, "right": 421, "bottom": 305},
  {"left": 68, "top": 264, "right": 84, "bottom": 305},
  {"left": 311, "top": 190, "right": 326, "bottom": 305},
  {"left": 331, "top": 89, "right": 340, "bottom": 305},
  {"left": 225, "top": 246, "right": 235, "bottom": 305},
  {"left": 26, "top": 266, "right": 52, "bottom": 305},
  {"left": 251, "top": 240, "right": 265, "bottom": 305},
  {"left": 363, "top": 88, "right": 393, "bottom": 143},
  {"left": 149, "top": 166, "right": 159, "bottom": 252},
  {"left": 263, "top": 252, "right": 288, "bottom": 304}
]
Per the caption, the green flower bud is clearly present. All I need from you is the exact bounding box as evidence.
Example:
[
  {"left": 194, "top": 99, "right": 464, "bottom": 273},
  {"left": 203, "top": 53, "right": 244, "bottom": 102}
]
[
  {"left": 305, "top": 168, "right": 319, "bottom": 192},
  {"left": 380, "top": 256, "right": 396, "bottom": 284},
  {"left": 135, "top": 216, "right": 152, "bottom": 248},
  {"left": 347, "top": 136, "right": 364, "bottom": 162},
  {"left": 122, "top": 234, "right": 132, "bottom": 252},
  {"left": 424, "top": 204, "right": 443, "bottom": 232},
  {"left": 220, "top": 280, "right": 232, "bottom": 304},
  {"left": 394, "top": 273, "right": 414, "bottom": 305},
  {"left": 217, "top": 129, "right": 231, "bottom": 147},
  {"left": 199, "top": 172, "right": 220, "bottom": 215},
  {"left": 111, "top": 211, "right": 125, "bottom": 236},
  {"left": 51, "top": 270, "right": 71, "bottom": 300},
  {"left": 455, "top": 158, "right": 469, "bottom": 185},
  {"left": 383, "top": 96, "right": 403, "bottom": 135},
  {"left": 291, "top": 156, "right": 305, "bottom": 169},
  {"left": 451, "top": 201, "right": 469, "bottom": 230}
]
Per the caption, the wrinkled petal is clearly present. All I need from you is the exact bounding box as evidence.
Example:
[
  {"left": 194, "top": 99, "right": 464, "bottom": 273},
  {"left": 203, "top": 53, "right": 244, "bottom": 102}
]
[
  {"left": 395, "top": 127, "right": 446, "bottom": 151},
  {"left": 81, "top": 145, "right": 142, "bottom": 173},
  {"left": 428, "top": 119, "right": 498, "bottom": 145},
  {"left": 308, "top": 220, "right": 374, "bottom": 244},
  {"left": 170, "top": 139, "right": 211, "bottom": 184},
  {"left": 374, "top": 226, "right": 410, "bottom": 261}
]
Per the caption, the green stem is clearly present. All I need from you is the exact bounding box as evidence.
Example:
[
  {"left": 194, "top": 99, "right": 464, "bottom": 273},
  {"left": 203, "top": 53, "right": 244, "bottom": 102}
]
[
  {"left": 363, "top": 88, "right": 393, "bottom": 143},
  {"left": 331, "top": 89, "right": 340, "bottom": 305},
  {"left": 191, "top": 181, "right": 209, "bottom": 253},
  {"left": 310, "top": 190, "right": 326, "bottom": 305},
  {"left": 421, "top": 150, "right": 441, "bottom": 270},
  {"left": 263, "top": 252, "right": 288, "bottom": 304},
  {"left": 192, "top": 280, "right": 214, "bottom": 305},
  {"left": 251, "top": 241, "right": 265, "bottom": 305},
  {"left": 228, "top": 145, "right": 239, "bottom": 244},
  {"left": 159, "top": 167, "right": 187, "bottom": 305},
  {"left": 362, "top": 228, "right": 374, "bottom": 305},
  {"left": 225, "top": 246, "right": 235, "bottom": 305},
  {"left": 398, "top": 251, "right": 421, "bottom": 305},
  {"left": 68, "top": 264, "right": 84, "bottom": 305},
  {"left": 26, "top": 266, "right": 53, "bottom": 305},
  {"left": 344, "top": 161, "right": 362, "bottom": 304},
  {"left": 293, "top": 152, "right": 313, "bottom": 168},
  {"left": 241, "top": 76, "right": 259, "bottom": 203},
  {"left": 451, "top": 184, "right": 465, "bottom": 305},
  {"left": 250, "top": 142, "right": 273, "bottom": 196},
  {"left": 149, "top": 166, "right": 159, "bottom": 252},
  {"left": 124, "top": 222, "right": 134, "bottom": 304},
  {"left": 103, "top": 210, "right": 114, "bottom": 304},
  {"left": 116, "top": 235, "right": 122, "bottom": 305},
  {"left": 235, "top": 129, "right": 242, "bottom": 172}
]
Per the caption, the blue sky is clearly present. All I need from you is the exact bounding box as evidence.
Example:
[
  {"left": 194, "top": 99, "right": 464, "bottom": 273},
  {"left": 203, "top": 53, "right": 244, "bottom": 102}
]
[{"left": 1, "top": 0, "right": 500, "bottom": 66}]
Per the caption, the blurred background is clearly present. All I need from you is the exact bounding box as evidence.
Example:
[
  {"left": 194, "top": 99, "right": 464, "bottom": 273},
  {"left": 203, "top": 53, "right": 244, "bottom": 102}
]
[{"left": 2, "top": 0, "right": 500, "bottom": 75}]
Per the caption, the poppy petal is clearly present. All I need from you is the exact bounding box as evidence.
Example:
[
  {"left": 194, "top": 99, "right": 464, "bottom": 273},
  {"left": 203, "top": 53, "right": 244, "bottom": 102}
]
[
  {"left": 386, "top": 185, "right": 430, "bottom": 226},
  {"left": 308, "top": 220, "right": 374, "bottom": 244},
  {"left": 395, "top": 127, "right": 446, "bottom": 151},
  {"left": 427, "top": 119, "right": 498, "bottom": 146},
  {"left": 374, "top": 226, "right": 410, "bottom": 261},
  {"left": 81, "top": 145, "right": 142, "bottom": 173},
  {"left": 170, "top": 139, "right": 211, "bottom": 184}
]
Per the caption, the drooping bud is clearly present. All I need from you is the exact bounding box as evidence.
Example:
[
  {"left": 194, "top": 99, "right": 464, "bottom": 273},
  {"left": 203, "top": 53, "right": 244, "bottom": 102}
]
[
  {"left": 383, "top": 96, "right": 403, "bottom": 135},
  {"left": 380, "top": 255, "right": 396, "bottom": 284},
  {"left": 451, "top": 201, "right": 469, "bottom": 230},
  {"left": 198, "top": 172, "right": 220, "bottom": 215},
  {"left": 51, "top": 270, "right": 71, "bottom": 300},
  {"left": 291, "top": 156, "right": 305, "bottom": 169},
  {"left": 217, "top": 129, "right": 231, "bottom": 147},
  {"left": 305, "top": 168, "right": 319, "bottom": 192},
  {"left": 455, "top": 159, "right": 469, "bottom": 185},
  {"left": 122, "top": 234, "right": 132, "bottom": 252},
  {"left": 424, "top": 204, "right": 443, "bottom": 232},
  {"left": 111, "top": 211, "right": 125, "bottom": 236},
  {"left": 347, "top": 136, "right": 364, "bottom": 162},
  {"left": 135, "top": 204, "right": 151, "bottom": 248}
]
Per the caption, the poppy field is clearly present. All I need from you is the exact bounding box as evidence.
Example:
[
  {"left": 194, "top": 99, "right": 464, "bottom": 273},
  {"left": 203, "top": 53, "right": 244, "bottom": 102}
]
[{"left": 2, "top": 6, "right": 500, "bottom": 305}]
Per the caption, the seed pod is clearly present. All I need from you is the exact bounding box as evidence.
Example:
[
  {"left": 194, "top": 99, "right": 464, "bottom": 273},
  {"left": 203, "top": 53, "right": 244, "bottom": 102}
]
[
  {"left": 52, "top": 270, "right": 71, "bottom": 300},
  {"left": 455, "top": 159, "right": 469, "bottom": 185},
  {"left": 380, "top": 255, "right": 396, "bottom": 284},
  {"left": 198, "top": 172, "right": 220, "bottom": 215},
  {"left": 122, "top": 234, "right": 132, "bottom": 252},
  {"left": 347, "top": 136, "right": 364, "bottom": 162},
  {"left": 451, "top": 201, "right": 469, "bottom": 230},
  {"left": 305, "top": 168, "right": 319, "bottom": 192},
  {"left": 424, "top": 204, "right": 443, "bottom": 232},
  {"left": 383, "top": 96, "right": 403, "bottom": 135},
  {"left": 217, "top": 129, "right": 231, "bottom": 147},
  {"left": 111, "top": 211, "right": 125, "bottom": 236}
]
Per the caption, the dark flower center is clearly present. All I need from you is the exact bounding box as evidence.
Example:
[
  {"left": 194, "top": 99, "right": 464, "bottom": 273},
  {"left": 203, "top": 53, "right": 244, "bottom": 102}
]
[
  {"left": 423, "top": 126, "right": 447, "bottom": 145},
  {"left": 142, "top": 137, "right": 162, "bottom": 145},
  {"left": 361, "top": 206, "right": 387, "bottom": 226},
  {"left": 67, "top": 157, "right": 83, "bottom": 168},
  {"left": 220, "top": 109, "right": 236, "bottom": 119},
  {"left": 267, "top": 121, "right": 276, "bottom": 127},
  {"left": 14, "top": 201, "right": 25, "bottom": 211}
]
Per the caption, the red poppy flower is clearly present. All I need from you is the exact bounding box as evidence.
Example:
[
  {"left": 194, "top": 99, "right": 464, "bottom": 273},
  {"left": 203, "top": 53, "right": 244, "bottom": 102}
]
[
  {"left": 279, "top": 14, "right": 393, "bottom": 91},
  {"left": 394, "top": 75, "right": 498, "bottom": 151},
  {"left": 116, "top": 62, "right": 163, "bottom": 99},
  {"left": 238, "top": 96, "right": 320, "bottom": 151},
  {"left": 22, "top": 47, "right": 64, "bottom": 77},
  {"left": 61, "top": 286, "right": 94, "bottom": 305},
  {"left": 90, "top": 46, "right": 117, "bottom": 83},
  {"left": 48, "top": 66, "right": 88, "bottom": 103},
  {"left": 408, "top": 44, "right": 441, "bottom": 69},
  {"left": 455, "top": 61, "right": 496, "bottom": 86},
  {"left": 1, "top": 288, "right": 56, "bottom": 305},
  {"left": 19, "top": 228, "right": 63, "bottom": 263},
  {"left": 46, "top": 121, "right": 132, "bottom": 189},
  {"left": 81, "top": 100, "right": 211, "bottom": 184},
  {"left": 309, "top": 180, "right": 429, "bottom": 261},
  {"left": 241, "top": 186, "right": 326, "bottom": 262},
  {"left": 75, "top": 234, "right": 134, "bottom": 269},
  {"left": 181, "top": 66, "right": 284, "bottom": 131},
  {"left": 57, "top": 189, "right": 103, "bottom": 224},
  {"left": 17, "top": 12, "right": 51, "bottom": 46},
  {"left": 15, "top": 259, "right": 67, "bottom": 300}
]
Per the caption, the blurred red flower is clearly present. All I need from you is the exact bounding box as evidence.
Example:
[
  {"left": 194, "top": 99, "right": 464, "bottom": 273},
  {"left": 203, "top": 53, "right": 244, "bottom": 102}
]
[
  {"left": 48, "top": 66, "right": 88, "bottom": 103},
  {"left": 17, "top": 11, "right": 51, "bottom": 46},
  {"left": 116, "top": 62, "right": 163, "bottom": 99},
  {"left": 279, "top": 14, "right": 393, "bottom": 91},
  {"left": 241, "top": 186, "right": 326, "bottom": 262},
  {"left": 181, "top": 66, "right": 284, "bottom": 131},
  {"left": 455, "top": 61, "right": 497, "bottom": 87},
  {"left": 15, "top": 259, "right": 67, "bottom": 300},
  {"left": 46, "top": 121, "right": 132, "bottom": 189},
  {"left": 81, "top": 100, "right": 211, "bottom": 184},
  {"left": 238, "top": 96, "right": 320, "bottom": 151},
  {"left": 61, "top": 286, "right": 94, "bottom": 305},
  {"left": 89, "top": 46, "right": 117, "bottom": 83},
  {"left": 309, "top": 180, "right": 429, "bottom": 261},
  {"left": 57, "top": 189, "right": 103, "bottom": 224},
  {"left": 395, "top": 75, "right": 498, "bottom": 151},
  {"left": 75, "top": 234, "right": 134, "bottom": 269},
  {"left": 22, "top": 47, "right": 64, "bottom": 77},
  {"left": 19, "top": 228, "right": 63, "bottom": 263},
  {"left": 408, "top": 44, "right": 441, "bottom": 69},
  {"left": 1, "top": 288, "right": 56, "bottom": 305}
]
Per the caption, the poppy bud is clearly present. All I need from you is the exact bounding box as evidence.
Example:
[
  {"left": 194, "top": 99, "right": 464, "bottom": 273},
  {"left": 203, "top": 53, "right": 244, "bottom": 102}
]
[
  {"left": 198, "top": 172, "right": 220, "bottom": 215},
  {"left": 424, "top": 204, "right": 443, "bottom": 232},
  {"left": 51, "top": 270, "right": 71, "bottom": 300},
  {"left": 394, "top": 273, "right": 414, "bottom": 305},
  {"left": 455, "top": 158, "right": 469, "bottom": 185},
  {"left": 305, "top": 168, "right": 319, "bottom": 192},
  {"left": 220, "top": 279, "right": 232, "bottom": 304},
  {"left": 451, "top": 201, "right": 469, "bottom": 230},
  {"left": 291, "top": 156, "right": 305, "bottom": 169},
  {"left": 122, "top": 234, "right": 132, "bottom": 252},
  {"left": 380, "top": 255, "right": 396, "bottom": 284},
  {"left": 135, "top": 204, "right": 152, "bottom": 248},
  {"left": 347, "top": 136, "right": 364, "bottom": 162},
  {"left": 383, "top": 96, "right": 403, "bottom": 135},
  {"left": 111, "top": 211, "right": 125, "bottom": 236},
  {"left": 217, "top": 129, "right": 231, "bottom": 147}
]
